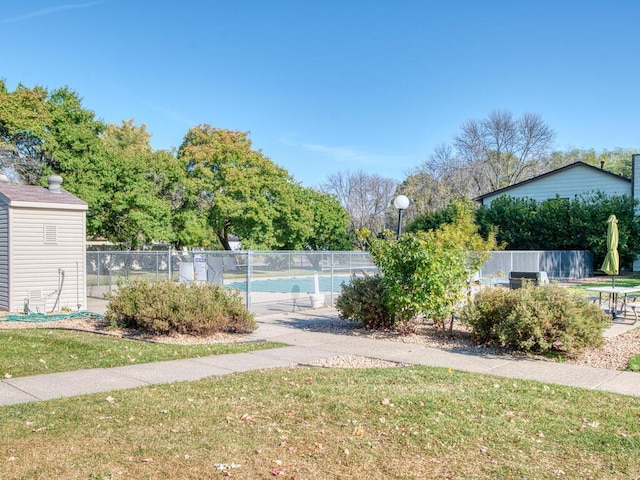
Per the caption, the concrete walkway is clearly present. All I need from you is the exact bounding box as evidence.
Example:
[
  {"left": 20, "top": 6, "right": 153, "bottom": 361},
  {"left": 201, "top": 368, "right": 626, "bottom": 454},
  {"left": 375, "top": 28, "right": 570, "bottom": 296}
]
[{"left": 2, "top": 308, "right": 640, "bottom": 407}]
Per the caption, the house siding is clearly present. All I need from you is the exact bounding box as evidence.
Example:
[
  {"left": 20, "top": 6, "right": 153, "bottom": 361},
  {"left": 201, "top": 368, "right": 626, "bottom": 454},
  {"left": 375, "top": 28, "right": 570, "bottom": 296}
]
[
  {"left": 8, "top": 207, "right": 86, "bottom": 312},
  {"left": 0, "top": 204, "right": 8, "bottom": 310},
  {"left": 480, "top": 165, "right": 631, "bottom": 206}
]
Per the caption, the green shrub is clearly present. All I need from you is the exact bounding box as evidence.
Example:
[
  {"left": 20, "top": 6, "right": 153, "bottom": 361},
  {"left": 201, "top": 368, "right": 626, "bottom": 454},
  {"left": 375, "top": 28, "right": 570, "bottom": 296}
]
[
  {"left": 370, "top": 198, "right": 497, "bottom": 331},
  {"left": 335, "top": 274, "right": 393, "bottom": 330},
  {"left": 462, "top": 284, "right": 609, "bottom": 354},
  {"left": 105, "top": 280, "right": 256, "bottom": 335},
  {"left": 629, "top": 354, "right": 640, "bottom": 372}
]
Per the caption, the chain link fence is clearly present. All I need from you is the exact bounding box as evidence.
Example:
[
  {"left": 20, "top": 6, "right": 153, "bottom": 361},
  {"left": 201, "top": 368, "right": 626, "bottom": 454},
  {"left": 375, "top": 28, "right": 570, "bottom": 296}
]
[
  {"left": 86, "top": 250, "right": 377, "bottom": 315},
  {"left": 87, "top": 249, "right": 593, "bottom": 315}
]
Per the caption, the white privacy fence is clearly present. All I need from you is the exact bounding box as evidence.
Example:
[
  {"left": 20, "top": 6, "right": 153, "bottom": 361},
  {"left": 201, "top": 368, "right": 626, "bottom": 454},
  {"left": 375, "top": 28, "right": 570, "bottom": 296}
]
[{"left": 87, "top": 249, "right": 593, "bottom": 314}]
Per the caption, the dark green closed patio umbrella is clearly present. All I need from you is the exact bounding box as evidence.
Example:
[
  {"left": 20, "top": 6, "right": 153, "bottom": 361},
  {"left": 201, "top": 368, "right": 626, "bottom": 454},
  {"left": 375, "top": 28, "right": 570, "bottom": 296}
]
[{"left": 600, "top": 214, "right": 619, "bottom": 287}]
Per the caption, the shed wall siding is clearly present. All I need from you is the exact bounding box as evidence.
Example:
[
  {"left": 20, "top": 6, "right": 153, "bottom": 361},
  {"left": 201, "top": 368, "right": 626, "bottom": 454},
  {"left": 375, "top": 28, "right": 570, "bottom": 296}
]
[
  {"left": 482, "top": 167, "right": 631, "bottom": 205},
  {"left": 9, "top": 207, "right": 86, "bottom": 312},
  {"left": 0, "top": 205, "right": 8, "bottom": 310}
]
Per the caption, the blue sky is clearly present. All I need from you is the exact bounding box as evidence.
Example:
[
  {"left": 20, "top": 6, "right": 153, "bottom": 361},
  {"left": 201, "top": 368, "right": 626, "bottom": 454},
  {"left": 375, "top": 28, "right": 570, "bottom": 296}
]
[{"left": 2, "top": 0, "right": 639, "bottom": 187}]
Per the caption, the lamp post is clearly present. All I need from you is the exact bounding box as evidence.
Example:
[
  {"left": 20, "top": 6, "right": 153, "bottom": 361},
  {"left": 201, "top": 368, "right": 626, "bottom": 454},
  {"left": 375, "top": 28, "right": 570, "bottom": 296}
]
[{"left": 393, "top": 195, "right": 410, "bottom": 239}]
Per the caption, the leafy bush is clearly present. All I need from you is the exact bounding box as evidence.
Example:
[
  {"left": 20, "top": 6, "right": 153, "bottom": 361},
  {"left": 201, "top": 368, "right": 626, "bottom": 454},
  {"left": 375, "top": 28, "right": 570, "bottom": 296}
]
[
  {"left": 335, "top": 274, "right": 393, "bottom": 330},
  {"left": 628, "top": 355, "right": 640, "bottom": 372},
  {"left": 462, "top": 284, "right": 609, "bottom": 354},
  {"left": 105, "top": 280, "right": 256, "bottom": 335},
  {"left": 370, "top": 198, "right": 497, "bottom": 331},
  {"left": 475, "top": 193, "right": 640, "bottom": 268}
]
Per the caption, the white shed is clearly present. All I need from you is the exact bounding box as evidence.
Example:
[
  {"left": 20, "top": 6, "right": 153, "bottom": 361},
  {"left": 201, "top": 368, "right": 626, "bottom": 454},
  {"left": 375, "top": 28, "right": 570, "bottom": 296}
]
[{"left": 0, "top": 175, "right": 88, "bottom": 313}]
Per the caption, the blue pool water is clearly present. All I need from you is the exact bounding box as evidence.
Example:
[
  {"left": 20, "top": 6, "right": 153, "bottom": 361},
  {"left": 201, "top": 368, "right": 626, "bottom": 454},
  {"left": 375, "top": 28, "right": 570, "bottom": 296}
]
[{"left": 225, "top": 275, "right": 352, "bottom": 293}]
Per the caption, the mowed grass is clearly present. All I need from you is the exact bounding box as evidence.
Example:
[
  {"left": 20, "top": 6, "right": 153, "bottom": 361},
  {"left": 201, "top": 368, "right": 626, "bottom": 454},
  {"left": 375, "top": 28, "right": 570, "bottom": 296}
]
[
  {"left": 1, "top": 366, "right": 639, "bottom": 479},
  {"left": 0, "top": 329, "right": 284, "bottom": 378},
  {"left": 567, "top": 274, "right": 640, "bottom": 293}
]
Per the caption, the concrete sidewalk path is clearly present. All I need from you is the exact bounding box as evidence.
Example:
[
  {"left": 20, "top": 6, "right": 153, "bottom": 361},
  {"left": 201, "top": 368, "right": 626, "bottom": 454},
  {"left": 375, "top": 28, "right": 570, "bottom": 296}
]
[{"left": 2, "top": 308, "right": 640, "bottom": 406}]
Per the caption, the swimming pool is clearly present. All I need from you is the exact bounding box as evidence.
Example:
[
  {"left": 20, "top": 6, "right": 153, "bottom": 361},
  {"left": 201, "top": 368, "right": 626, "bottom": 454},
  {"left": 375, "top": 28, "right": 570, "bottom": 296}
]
[{"left": 225, "top": 275, "right": 352, "bottom": 293}]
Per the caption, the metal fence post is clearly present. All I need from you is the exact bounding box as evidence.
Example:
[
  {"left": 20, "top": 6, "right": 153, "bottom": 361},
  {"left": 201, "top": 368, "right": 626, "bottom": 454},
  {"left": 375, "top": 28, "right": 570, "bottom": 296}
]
[
  {"left": 330, "top": 252, "right": 335, "bottom": 305},
  {"left": 167, "top": 246, "right": 172, "bottom": 281},
  {"left": 246, "top": 251, "right": 252, "bottom": 311}
]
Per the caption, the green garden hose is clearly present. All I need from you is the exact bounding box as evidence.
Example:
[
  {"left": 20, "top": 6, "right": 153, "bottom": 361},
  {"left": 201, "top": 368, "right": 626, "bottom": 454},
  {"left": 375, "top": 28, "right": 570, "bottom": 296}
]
[{"left": 3, "top": 311, "right": 104, "bottom": 323}]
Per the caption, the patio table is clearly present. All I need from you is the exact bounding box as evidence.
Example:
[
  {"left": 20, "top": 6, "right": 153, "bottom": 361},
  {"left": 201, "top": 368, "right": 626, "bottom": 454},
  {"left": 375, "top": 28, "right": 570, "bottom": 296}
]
[{"left": 585, "top": 285, "right": 640, "bottom": 320}]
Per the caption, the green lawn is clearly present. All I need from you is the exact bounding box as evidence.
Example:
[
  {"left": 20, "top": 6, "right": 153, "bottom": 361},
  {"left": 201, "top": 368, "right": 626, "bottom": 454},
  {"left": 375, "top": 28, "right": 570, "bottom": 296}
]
[
  {"left": 0, "top": 329, "right": 283, "bottom": 378},
  {"left": 567, "top": 274, "right": 640, "bottom": 294},
  {"left": 1, "top": 366, "right": 639, "bottom": 479}
]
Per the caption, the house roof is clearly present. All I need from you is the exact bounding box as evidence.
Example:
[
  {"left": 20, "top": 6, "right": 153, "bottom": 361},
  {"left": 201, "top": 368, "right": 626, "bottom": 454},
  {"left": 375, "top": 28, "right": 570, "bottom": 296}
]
[
  {"left": 474, "top": 161, "right": 630, "bottom": 201},
  {"left": 0, "top": 183, "right": 88, "bottom": 210}
]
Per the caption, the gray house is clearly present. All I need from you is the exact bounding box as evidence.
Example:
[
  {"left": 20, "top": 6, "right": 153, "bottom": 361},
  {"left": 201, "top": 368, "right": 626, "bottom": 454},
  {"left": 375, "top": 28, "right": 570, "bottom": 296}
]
[
  {"left": 475, "top": 154, "right": 640, "bottom": 272},
  {"left": 476, "top": 156, "right": 640, "bottom": 206},
  {"left": 0, "top": 176, "right": 88, "bottom": 312}
]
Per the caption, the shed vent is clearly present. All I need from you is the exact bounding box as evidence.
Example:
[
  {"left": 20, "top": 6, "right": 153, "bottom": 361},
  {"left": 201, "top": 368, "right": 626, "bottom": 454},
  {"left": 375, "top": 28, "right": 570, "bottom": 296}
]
[
  {"left": 43, "top": 224, "right": 58, "bottom": 244},
  {"left": 47, "top": 175, "right": 63, "bottom": 193}
]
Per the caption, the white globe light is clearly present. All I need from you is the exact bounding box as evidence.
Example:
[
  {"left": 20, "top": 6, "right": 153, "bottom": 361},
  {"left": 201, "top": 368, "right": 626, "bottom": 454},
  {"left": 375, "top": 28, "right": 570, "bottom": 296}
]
[{"left": 393, "top": 195, "right": 410, "bottom": 210}]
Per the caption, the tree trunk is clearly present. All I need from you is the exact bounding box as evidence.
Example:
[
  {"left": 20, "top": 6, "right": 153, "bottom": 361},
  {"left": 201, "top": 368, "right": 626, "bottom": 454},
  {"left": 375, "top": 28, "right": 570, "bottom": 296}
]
[{"left": 217, "top": 230, "right": 232, "bottom": 250}]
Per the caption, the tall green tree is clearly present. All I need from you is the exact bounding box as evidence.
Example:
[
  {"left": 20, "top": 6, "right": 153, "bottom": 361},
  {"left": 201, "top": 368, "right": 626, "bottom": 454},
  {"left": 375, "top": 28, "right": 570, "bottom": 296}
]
[
  {"left": 95, "top": 121, "right": 175, "bottom": 248},
  {"left": 303, "top": 188, "right": 351, "bottom": 251},
  {"left": 0, "top": 81, "right": 51, "bottom": 183},
  {"left": 1, "top": 82, "right": 179, "bottom": 247},
  {"left": 178, "top": 125, "right": 314, "bottom": 250}
]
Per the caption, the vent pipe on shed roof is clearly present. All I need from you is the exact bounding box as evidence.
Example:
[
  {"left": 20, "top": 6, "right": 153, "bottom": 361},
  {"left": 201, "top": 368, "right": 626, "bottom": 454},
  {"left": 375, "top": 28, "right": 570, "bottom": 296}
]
[{"left": 47, "top": 175, "right": 63, "bottom": 193}]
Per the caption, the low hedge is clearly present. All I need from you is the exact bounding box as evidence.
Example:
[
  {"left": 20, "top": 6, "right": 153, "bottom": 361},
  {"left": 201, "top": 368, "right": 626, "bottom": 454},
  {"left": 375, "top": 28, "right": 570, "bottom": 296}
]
[
  {"left": 105, "top": 280, "right": 256, "bottom": 335},
  {"left": 462, "top": 284, "right": 609, "bottom": 354}
]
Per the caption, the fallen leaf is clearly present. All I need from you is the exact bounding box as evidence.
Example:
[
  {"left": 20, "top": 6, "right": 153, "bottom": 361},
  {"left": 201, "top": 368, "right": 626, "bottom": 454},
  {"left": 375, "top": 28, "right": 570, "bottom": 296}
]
[
  {"left": 4, "top": 373, "right": 12, "bottom": 379},
  {"left": 241, "top": 413, "right": 254, "bottom": 423}
]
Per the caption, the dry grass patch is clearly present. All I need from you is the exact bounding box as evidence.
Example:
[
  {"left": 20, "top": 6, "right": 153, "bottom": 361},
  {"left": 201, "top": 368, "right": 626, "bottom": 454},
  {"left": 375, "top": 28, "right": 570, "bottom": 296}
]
[{"left": 2, "top": 366, "right": 639, "bottom": 479}]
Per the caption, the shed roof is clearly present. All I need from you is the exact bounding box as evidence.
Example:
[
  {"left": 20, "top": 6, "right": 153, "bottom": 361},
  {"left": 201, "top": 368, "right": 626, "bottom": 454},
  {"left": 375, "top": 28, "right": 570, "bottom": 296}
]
[{"left": 0, "top": 183, "right": 88, "bottom": 210}]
